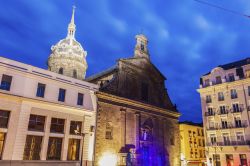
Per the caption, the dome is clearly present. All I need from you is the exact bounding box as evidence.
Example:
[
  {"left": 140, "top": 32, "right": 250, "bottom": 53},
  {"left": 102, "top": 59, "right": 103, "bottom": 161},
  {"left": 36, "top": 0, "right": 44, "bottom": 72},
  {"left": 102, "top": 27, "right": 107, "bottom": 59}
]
[
  {"left": 47, "top": 7, "right": 88, "bottom": 80},
  {"left": 50, "top": 38, "right": 87, "bottom": 60}
]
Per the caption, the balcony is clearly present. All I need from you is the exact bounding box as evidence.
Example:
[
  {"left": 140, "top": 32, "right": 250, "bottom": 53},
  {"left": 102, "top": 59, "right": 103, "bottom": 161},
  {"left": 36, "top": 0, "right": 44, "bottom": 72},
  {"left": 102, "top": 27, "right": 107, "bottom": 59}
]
[
  {"left": 218, "top": 110, "right": 229, "bottom": 115},
  {"left": 206, "top": 121, "right": 248, "bottom": 130},
  {"left": 200, "top": 75, "right": 245, "bottom": 88},
  {"left": 205, "top": 112, "right": 215, "bottom": 116},
  {"left": 231, "top": 107, "right": 244, "bottom": 113},
  {"left": 207, "top": 140, "right": 250, "bottom": 147}
]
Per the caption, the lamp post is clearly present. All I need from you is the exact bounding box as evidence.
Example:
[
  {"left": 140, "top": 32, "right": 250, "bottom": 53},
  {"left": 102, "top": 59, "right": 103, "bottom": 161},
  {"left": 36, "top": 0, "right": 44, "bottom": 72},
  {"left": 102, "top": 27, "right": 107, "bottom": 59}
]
[{"left": 75, "top": 130, "right": 87, "bottom": 166}]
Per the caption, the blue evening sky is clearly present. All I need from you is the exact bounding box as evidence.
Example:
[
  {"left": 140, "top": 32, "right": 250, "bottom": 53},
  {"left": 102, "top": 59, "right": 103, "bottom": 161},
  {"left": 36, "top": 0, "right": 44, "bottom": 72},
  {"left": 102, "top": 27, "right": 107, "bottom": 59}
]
[{"left": 1, "top": 0, "right": 250, "bottom": 122}]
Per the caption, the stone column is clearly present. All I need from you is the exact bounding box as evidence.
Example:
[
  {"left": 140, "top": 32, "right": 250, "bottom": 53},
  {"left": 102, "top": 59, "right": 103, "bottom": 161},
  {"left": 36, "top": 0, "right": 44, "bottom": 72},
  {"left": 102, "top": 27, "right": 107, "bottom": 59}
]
[
  {"left": 62, "top": 117, "right": 70, "bottom": 160},
  {"left": 135, "top": 112, "right": 140, "bottom": 150},
  {"left": 11, "top": 103, "right": 31, "bottom": 160},
  {"left": 40, "top": 114, "right": 51, "bottom": 160},
  {"left": 120, "top": 108, "right": 126, "bottom": 147}
]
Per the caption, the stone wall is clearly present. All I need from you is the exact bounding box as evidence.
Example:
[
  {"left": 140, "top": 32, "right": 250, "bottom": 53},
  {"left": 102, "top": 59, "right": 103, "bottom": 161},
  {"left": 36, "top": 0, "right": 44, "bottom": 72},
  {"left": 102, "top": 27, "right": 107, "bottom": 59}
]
[{"left": 94, "top": 96, "right": 180, "bottom": 166}]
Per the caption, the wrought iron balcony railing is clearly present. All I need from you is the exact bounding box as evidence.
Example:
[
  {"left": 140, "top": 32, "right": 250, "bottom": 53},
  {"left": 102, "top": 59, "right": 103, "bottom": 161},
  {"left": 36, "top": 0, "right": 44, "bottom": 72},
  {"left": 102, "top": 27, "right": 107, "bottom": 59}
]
[
  {"left": 206, "top": 121, "right": 248, "bottom": 130},
  {"left": 205, "top": 112, "right": 215, "bottom": 116},
  {"left": 207, "top": 140, "right": 250, "bottom": 147}
]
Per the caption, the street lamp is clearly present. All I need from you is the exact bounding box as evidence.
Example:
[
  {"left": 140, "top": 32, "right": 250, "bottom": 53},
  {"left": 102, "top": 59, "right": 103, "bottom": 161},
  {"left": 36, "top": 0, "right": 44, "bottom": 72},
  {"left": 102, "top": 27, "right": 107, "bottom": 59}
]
[{"left": 75, "top": 130, "right": 87, "bottom": 166}]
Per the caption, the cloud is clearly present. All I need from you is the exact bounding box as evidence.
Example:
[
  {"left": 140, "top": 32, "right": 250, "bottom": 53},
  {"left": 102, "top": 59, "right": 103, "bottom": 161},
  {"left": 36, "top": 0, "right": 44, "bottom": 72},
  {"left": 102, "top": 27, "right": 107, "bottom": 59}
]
[{"left": 0, "top": 0, "right": 250, "bottom": 122}]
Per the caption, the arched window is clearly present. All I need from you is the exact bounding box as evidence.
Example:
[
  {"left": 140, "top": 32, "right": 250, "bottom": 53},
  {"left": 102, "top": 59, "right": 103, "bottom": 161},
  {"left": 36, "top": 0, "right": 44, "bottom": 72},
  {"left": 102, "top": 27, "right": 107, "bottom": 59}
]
[
  {"left": 59, "top": 68, "right": 63, "bottom": 74},
  {"left": 141, "top": 118, "right": 153, "bottom": 141},
  {"left": 73, "top": 70, "right": 77, "bottom": 78}
]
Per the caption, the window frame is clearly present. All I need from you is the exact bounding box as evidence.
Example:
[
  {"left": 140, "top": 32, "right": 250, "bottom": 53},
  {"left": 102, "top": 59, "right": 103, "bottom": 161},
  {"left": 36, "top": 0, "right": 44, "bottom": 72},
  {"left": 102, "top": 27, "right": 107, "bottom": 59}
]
[
  {"left": 0, "top": 110, "right": 10, "bottom": 128},
  {"left": 36, "top": 83, "right": 46, "bottom": 98},
  {"left": 58, "top": 88, "right": 66, "bottom": 102},
  {"left": 28, "top": 114, "right": 45, "bottom": 132},
  {"left": 50, "top": 118, "right": 65, "bottom": 134},
  {"left": 0, "top": 74, "right": 12, "bottom": 91},
  {"left": 77, "top": 93, "right": 84, "bottom": 106}
]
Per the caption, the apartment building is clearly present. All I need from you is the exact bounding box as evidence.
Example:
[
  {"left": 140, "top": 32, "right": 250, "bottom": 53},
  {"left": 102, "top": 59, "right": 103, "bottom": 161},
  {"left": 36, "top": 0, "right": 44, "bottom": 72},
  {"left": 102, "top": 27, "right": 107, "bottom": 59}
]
[
  {"left": 180, "top": 121, "right": 206, "bottom": 166},
  {"left": 198, "top": 58, "right": 250, "bottom": 166}
]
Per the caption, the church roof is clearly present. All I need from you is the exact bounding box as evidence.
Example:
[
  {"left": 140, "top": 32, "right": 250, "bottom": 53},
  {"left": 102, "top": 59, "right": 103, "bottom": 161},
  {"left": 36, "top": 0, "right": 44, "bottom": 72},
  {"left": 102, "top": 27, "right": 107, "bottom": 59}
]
[{"left": 85, "top": 65, "right": 117, "bottom": 81}]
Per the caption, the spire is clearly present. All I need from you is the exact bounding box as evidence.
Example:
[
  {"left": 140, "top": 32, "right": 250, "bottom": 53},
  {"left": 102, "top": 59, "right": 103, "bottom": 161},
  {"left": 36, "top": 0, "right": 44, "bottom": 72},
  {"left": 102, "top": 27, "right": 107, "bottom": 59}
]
[{"left": 67, "top": 6, "right": 76, "bottom": 39}]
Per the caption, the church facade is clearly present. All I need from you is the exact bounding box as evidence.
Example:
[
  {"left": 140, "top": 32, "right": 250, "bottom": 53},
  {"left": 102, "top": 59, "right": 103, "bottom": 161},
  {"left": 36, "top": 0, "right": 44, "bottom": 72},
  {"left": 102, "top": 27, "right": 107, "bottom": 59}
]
[{"left": 87, "top": 35, "right": 181, "bottom": 166}]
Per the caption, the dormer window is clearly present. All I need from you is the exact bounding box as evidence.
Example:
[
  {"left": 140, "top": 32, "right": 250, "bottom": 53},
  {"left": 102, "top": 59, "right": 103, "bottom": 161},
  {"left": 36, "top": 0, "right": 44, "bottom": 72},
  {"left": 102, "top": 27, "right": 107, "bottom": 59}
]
[
  {"left": 215, "top": 76, "right": 222, "bottom": 84},
  {"left": 204, "top": 79, "right": 209, "bottom": 86},
  {"left": 228, "top": 73, "right": 235, "bottom": 82}
]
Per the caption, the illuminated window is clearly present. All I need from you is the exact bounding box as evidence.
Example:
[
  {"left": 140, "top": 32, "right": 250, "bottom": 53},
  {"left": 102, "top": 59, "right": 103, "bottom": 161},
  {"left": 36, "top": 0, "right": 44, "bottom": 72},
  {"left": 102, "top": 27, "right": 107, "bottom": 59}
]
[
  {"left": 235, "top": 117, "right": 242, "bottom": 128},
  {"left": 206, "top": 95, "right": 212, "bottom": 103},
  {"left": 210, "top": 134, "right": 216, "bottom": 145},
  {"left": 188, "top": 130, "right": 192, "bottom": 137},
  {"left": 240, "top": 154, "right": 247, "bottom": 166},
  {"left": 36, "top": 83, "right": 46, "bottom": 98},
  {"left": 226, "top": 154, "right": 234, "bottom": 165},
  {"left": 245, "top": 69, "right": 250, "bottom": 78},
  {"left": 70, "top": 121, "right": 82, "bottom": 135},
  {"left": 0, "top": 132, "right": 6, "bottom": 160},
  {"left": 105, "top": 122, "right": 113, "bottom": 140},
  {"left": 230, "top": 89, "right": 237, "bottom": 99},
  {"left": 28, "top": 114, "right": 45, "bottom": 132},
  {"left": 23, "top": 135, "right": 42, "bottom": 160},
  {"left": 223, "top": 133, "right": 230, "bottom": 145},
  {"left": 0, "top": 110, "right": 10, "bottom": 128},
  {"left": 213, "top": 154, "right": 221, "bottom": 166},
  {"left": 0, "top": 74, "right": 12, "bottom": 91},
  {"left": 232, "top": 103, "right": 240, "bottom": 113},
  {"left": 50, "top": 118, "right": 65, "bottom": 133},
  {"left": 236, "top": 132, "right": 244, "bottom": 143},
  {"left": 47, "top": 137, "right": 62, "bottom": 160},
  {"left": 219, "top": 105, "right": 226, "bottom": 114},
  {"left": 218, "top": 92, "right": 224, "bottom": 101},
  {"left": 221, "top": 119, "right": 228, "bottom": 129},
  {"left": 67, "top": 139, "right": 80, "bottom": 160}
]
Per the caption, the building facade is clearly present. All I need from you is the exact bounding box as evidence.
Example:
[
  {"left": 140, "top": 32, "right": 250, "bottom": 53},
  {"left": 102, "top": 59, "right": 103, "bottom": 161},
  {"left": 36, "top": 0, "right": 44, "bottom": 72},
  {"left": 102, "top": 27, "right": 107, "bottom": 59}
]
[
  {"left": 179, "top": 122, "right": 206, "bottom": 166},
  {"left": 87, "top": 34, "right": 181, "bottom": 166},
  {"left": 198, "top": 58, "right": 250, "bottom": 166},
  {"left": 0, "top": 8, "right": 98, "bottom": 166}
]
